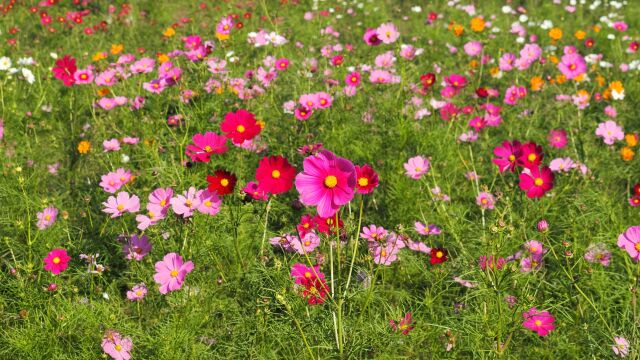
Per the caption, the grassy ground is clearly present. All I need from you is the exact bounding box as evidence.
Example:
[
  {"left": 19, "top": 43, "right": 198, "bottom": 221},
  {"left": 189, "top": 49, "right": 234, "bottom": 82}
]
[{"left": 1, "top": 0, "right": 640, "bottom": 358}]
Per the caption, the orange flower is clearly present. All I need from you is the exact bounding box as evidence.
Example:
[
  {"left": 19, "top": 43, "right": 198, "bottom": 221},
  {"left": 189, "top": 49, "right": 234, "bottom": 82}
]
[
  {"left": 157, "top": 53, "right": 169, "bottom": 64},
  {"left": 163, "top": 27, "right": 175, "bottom": 37},
  {"left": 548, "top": 55, "right": 559, "bottom": 64},
  {"left": 574, "top": 30, "right": 586, "bottom": 40},
  {"left": 609, "top": 81, "right": 624, "bottom": 93},
  {"left": 92, "top": 52, "right": 107, "bottom": 62},
  {"left": 469, "top": 60, "right": 478, "bottom": 68},
  {"left": 621, "top": 147, "right": 635, "bottom": 161},
  {"left": 555, "top": 74, "right": 567, "bottom": 85},
  {"left": 97, "top": 88, "right": 110, "bottom": 97},
  {"left": 77, "top": 141, "right": 91, "bottom": 154},
  {"left": 530, "top": 76, "right": 544, "bottom": 91},
  {"left": 470, "top": 17, "right": 485, "bottom": 32},
  {"left": 595, "top": 75, "right": 605, "bottom": 87},
  {"left": 549, "top": 28, "right": 563, "bottom": 41},
  {"left": 215, "top": 32, "right": 230, "bottom": 41},
  {"left": 574, "top": 73, "right": 585, "bottom": 82},
  {"left": 593, "top": 25, "right": 601, "bottom": 33},
  {"left": 110, "top": 44, "right": 124, "bottom": 55},
  {"left": 625, "top": 134, "right": 638, "bottom": 147}
]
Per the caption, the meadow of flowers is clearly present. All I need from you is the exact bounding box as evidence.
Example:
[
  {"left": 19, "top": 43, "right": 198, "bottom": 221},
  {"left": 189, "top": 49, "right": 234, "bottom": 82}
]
[{"left": 2, "top": 0, "right": 640, "bottom": 358}]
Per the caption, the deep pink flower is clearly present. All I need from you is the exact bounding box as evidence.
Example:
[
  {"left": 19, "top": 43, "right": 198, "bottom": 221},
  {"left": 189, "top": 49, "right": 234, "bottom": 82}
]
[
  {"left": 492, "top": 140, "right": 522, "bottom": 173},
  {"left": 522, "top": 308, "right": 555, "bottom": 336},
  {"left": 153, "top": 252, "right": 194, "bottom": 294},
  {"left": 548, "top": 129, "right": 567, "bottom": 148},
  {"left": 52, "top": 55, "right": 77, "bottom": 86},
  {"left": 390, "top": 313, "right": 414, "bottom": 335},
  {"left": 519, "top": 166, "right": 554, "bottom": 198},
  {"left": 43, "top": 248, "right": 71, "bottom": 275},
  {"left": 185, "top": 132, "right": 228, "bottom": 163},
  {"left": 294, "top": 150, "right": 356, "bottom": 218},
  {"left": 123, "top": 234, "right": 152, "bottom": 261}
]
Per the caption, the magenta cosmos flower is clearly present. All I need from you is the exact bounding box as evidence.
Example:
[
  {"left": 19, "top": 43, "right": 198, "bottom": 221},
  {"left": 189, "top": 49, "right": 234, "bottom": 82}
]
[
  {"left": 43, "top": 248, "right": 71, "bottom": 275},
  {"left": 185, "top": 132, "right": 228, "bottom": 163},
  {"left": 522, "top": 308, "right": 555, "bottom": 336},
  {"left": 101, "top": 330, "right": 133, "bottom": 360},
  {"left": 476, "top": 192, "right": 495, "bottom": 210},
  {"left": 519, "top": 166, "right": 554, "bottom": 198},
  {"left": 617, "top": 226, "right": 640, "bottom": 261},
  {"left": 492, "top": 140, "right": 522, "bottom": 173},
  {"left": 294, "top": 150, "right": 356, "bottom": 218},
  {"left": 153, "top": 252, "right": 194, "bottom": 294},
  {"left": 404, "top": 156, "right": 430, "bottom": 179},
  {"left": 557, "top": 53, "right": 586, "bottom": 80},
  {"left": 102, "top": 192, "right": 140, "bottom": 218}
]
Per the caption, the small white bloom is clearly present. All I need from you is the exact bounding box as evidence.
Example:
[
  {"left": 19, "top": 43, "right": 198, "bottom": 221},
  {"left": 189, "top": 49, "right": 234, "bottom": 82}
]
[
  {"left": 411, "top": 6, "right": 422, "bottom": 13},
  {"left": 0, "top": 56, "right": 12, "bottom": 71}
]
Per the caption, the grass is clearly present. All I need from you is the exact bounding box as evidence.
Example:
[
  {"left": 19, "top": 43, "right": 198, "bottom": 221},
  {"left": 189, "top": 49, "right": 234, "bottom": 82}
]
[{"left": 1, "top": 0, "right": 640, "bottom": 358}]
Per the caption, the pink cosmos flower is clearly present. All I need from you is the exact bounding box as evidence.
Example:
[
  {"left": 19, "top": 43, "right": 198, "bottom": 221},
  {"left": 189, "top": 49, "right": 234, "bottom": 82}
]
[
  {"left": 170, "top": 187, "right": 201, "bottom": 218},
  {"left": 584, "top": 243, "right": 611, "bottom": 266},
  {"left": 617, "top": 226, "right": 640, "bottom": 261},
  {"left": 290, "top": 263, "right": 325, "bottom": 285},
  {"left": 153, "top": 252, "right": 194, "bottom": 294},
  {"left": 549, "top": 157, "right": 575, "bottom": 172},
  {"left": 407, "top": 240, "right": 431, "bottom": 253},
  {"left": 102, "top": 192, "right": 140, "bottom": 218},
  {"left": 123, "top": 234, "right": 152, "bottom": 261},
  {"left": 612, "top": 337, "right": 629, "bottom": 357},
  {"left": 149, "top": 187, "right": 173, "bottom": 209},
  {"left": 595, "top": 121, "right": 624, "bottom": 145},
  {"left": 345, "top": 71, "right": 361, "bottom": 87},
  {"left": 369, "top": 69, "right": 393, "bottom": 84},
  {"left": 372, "top": 242, "right": 400, "bottom": 265},
  {"left": 363, "top": 28, "right": 382, "bottom": 46},
  {"left": 43, "top": 248, "right": 71, "bottom": 275},
  {"left": 135, "top": 204, "right": 166, "bottom": 231},
  {"left": 126, "top": 283, "right": 147, "bottom": 301},
  {"left": 558, "top": 53, "right": 586, "bottom": 80},
  {"left": 522, "top": 307, "right": 555, "bottom": 336},
  {"left": 102, "top": 330, "right": 133, "bottom": 360},
  {"left": 196, "top": 189, "right": 222, "bottom": 216},
  {"left": 476, "top": 192, "right": 495, "bottom": 209},
  {"left": 360, "top": 224, "right": 389, "bottom": 242},
  {"left": 414, "top": 221, "right": 441, "bottom": 236},
  {"left": 404, "top": 156, "right": 430, "bottom": 179},
  {"left": 291, "top": 231, "right": 321, "bottom": 254},
  {"left": 103, "top": 139, "right": 121, "bottom": 152},
  {"left": 37, "top": 206, "right": 58, "bottom": 230},
  {"left": 376, "top": 22, "right": 400, "bottom": 44},
  {"left": 463, "top": 41, "right": 483, "bottom": 57},
  {"left": 294, "top": 150, "right": 356, "bottom": 218}
]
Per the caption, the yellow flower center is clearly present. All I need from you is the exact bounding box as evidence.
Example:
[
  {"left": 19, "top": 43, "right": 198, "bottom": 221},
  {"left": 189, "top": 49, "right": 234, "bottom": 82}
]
[
  {"left": 204, "top": 145, "right": 212, "bottom": 152},
  {"left": 481, "top": 198, "right": 488, "bottom": 204},
  {"left": 415, "top": 166, "right": 422, "bottom": 172},
  {"left": 44, "top": 215, "right": 51, "bottom": 221},
  {"left": 436, "top": 251, "right": 443, "bottom": 258},
  {"left": 534, "top": 178, "right": 544, "bottom": 186},
  {"left": 221, "top": 179, "right": 229, "bottom": 187},
  {"left": 236, "top": 125, "right": 245, "bottom": 133},
  {"left": 185, "top": 200, "right": 192, "bottom": 207},
  {"left": 117, "top": 204, "right": 124, "bottom": 211},
  {"left": 635, "top": 243, "right": 640, "bottom": 251},
  {"left": 272, "top": 170, "right": 281, "bottom": 179},
  {"left": 148, "top": 211, "right": 155, "bottom": 219},
  {"left": 304, "top": 241, "right": 311, "bottom": 246},
  {"left": 170, "top": 269, "right": 178, "bottom": 278},
  {"left": 508, "top": 155, "right": 515, "bottom": 161},
  {"left": 136, "top": 290, "right": 143, "bottom": 296},
  {"left": 381, "top": 250, "right": 387, "bottom": 257},
  {"left": 52, "top": 257, "right": 61, "bottom": 264},
  {"left": 204, "top": 200, "right": 212, "bottom": 207},
  {"left": 304, "top": 271, "right": 311, "bottom": 278},
  {"left": 358, "top": 177, "right": 369, "bottom": 187},
  {"left": 324, "top": 175, "right": 338, "bottom": 188},
  {"left": 351, "top": 76, "right": 357, "bottom": 82},
  {"left": 115, "top": 345, "right": 122, "bottom": 351},
  {"left": 160, "top": 200, "right": 166, "bottom": 206},
  {"left": 528, "top": 154, "right": 537, "bottom": 162},
  {"left": 534, "top": 320, "right": 542, "bottom": 327}
]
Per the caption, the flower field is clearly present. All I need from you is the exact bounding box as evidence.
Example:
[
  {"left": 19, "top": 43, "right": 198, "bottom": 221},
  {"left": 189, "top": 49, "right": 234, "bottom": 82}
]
[{"left": 2, "top": 0, "right": 640, "bottom": 358}]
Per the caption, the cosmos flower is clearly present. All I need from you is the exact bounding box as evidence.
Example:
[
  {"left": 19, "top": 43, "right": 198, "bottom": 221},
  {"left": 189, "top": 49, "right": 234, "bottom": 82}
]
[{"left": 153, "top": 252, "right": 194, "bottom": 294}]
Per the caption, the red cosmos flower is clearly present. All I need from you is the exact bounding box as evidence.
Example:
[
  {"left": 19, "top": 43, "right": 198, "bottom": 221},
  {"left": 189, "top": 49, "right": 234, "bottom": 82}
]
[
  {"left": 313, "top": 215, "right": 344, "bottom": 235},
  {"left": 297, "top": 214, "right": 317, "bottom": 237},
  {"left": 255, "top": 155, "right": 296, "bottom": 194},
  {"left": 52, "top": 54, "right": 77, "bottom": 86},
  {"left": 517, "top": 142, "right": 543, "bottom": 169},
  {"left": 420, "top": 73, "right": 436, "bottom": 89},
  {"left": 301, "top": 276, "right": 329, "bottom": 305},
  {"left": 430, "top": 247, "right": 448, "bottom": 265},
  {"left": 475, "top": 87, "right": 489, "bottom": 98},
  {"left": 206, "top": 169, "right": 237, "bottom": 196},
  {"left": 355, "top": 164, "right": 379, "bottom": 194},
  {"left": 633, "top": 183, "right": 640, "bottom": 196},
  {"left": 220, "top": 109, "right": 262, "bottom": 144},
  {"left": 519, "top": 166, "right": 554, "bottom": 199},
  {"left": 390, "top": 313, "right": 415, "bottom": 335},
  {"left": 492, "top": 140, "right": 522, "bottom": 173}
]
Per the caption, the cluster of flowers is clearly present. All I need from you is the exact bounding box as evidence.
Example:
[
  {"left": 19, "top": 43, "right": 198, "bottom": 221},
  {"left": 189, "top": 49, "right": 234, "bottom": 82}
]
[
  {"left": 0, "top": 56, "right": 36, "bottom": 83},
  {"left": 493, "top": 140, "right": 554, "bottom": 198}
]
